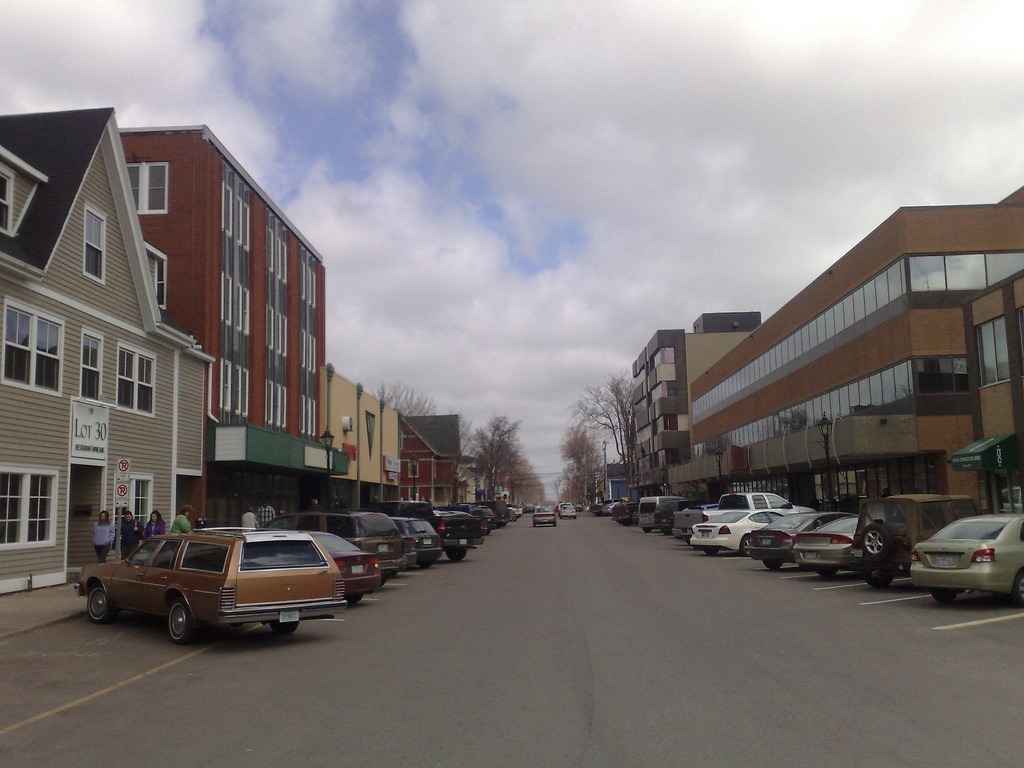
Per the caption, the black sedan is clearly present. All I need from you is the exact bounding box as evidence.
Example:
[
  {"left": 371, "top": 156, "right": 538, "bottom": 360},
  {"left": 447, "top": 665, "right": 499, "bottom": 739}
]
[
  {"left": 391, "top": 517, "right": 443, "bottom": 569},
  {"left": 746, "top": 512, "right": 854, "bottom": 570}
]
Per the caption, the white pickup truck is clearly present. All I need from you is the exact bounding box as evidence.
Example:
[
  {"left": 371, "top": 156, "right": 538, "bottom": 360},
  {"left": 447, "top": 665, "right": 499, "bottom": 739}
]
[{"left": 677, "top": 492, "right": 814, "bottom": 544}]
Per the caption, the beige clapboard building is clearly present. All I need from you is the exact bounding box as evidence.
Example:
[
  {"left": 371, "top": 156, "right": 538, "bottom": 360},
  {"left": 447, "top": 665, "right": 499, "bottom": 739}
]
[{"left": 0, "top": 108, "right": 209, "bottom": 594}]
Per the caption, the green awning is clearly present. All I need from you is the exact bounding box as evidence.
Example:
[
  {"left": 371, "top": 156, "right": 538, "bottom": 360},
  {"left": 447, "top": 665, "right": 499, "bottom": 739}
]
[{"left": 951, "top": 434, "right": 1017, "bottom": 471}]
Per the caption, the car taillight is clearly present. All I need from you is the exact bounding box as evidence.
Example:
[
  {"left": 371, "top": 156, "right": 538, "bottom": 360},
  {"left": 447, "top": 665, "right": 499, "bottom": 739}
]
[
  {"left": 438, "top": 520, "right": 446, "bottom": 535},
  {"left": 910, "top": 548, "right": 920, "bottom": 562},
  {"left": 219, "top": 585, "right": 236, "bottom": 610},
  {"left": 368, "top": 556, "right": 379, "bottom": 571},
  {"left": 718, "top": 525, "right": 731, "bottom": 535},
  {"left": 830, "top": 534, "right": 853, "bottom": 545},
  {"left": 972, "top": 548, "right": 996, "bottom": 563},
  {"left": 334, "top": 579, "right": 346, "bottom": 600},
  {"left": 777, "top": 533, "right": 793, "bottom": 544},
  {"left": 701, "top": 514, "right": 709, "bottom": 522}
]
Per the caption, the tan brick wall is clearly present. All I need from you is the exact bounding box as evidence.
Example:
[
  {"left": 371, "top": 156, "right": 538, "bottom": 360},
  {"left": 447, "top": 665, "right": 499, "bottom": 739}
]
[{"left": 979, "top": 383, "right": 1015, "bottom": 435}]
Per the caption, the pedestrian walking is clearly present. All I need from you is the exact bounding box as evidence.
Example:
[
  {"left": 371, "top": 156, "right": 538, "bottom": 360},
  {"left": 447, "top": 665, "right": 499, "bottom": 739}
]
[
  {"left": 142, "top": 511, "right": 166, "bottom": 540},
  {"left": 169, "top": 504, "right": 193, "bottom": 534},
  {"left": 91, "top": 510, "right": 116, "bottom": 563},
  {"left": 256, "top": 499, "right": 276, "bottom": 527},
  {"left": 241, "top": 507, "right": 258, "bottom": 529},
  {"left": 120, "top": 511, "right": 144, "bottom": 554}
]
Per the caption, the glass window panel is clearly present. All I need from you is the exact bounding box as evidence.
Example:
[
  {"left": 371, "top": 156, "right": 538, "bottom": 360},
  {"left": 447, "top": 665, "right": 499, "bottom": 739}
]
[
  {"left": 869, "top": 373, "right": 883, "bottom": 405},
  {"left": 888, "top": 262, "right": 905, "bottom": 299},
  {"left": 945, "top": 254, "right": 986, "bottom": 290},
  {"left": 909, "top": 255, "right": 945, "bottom": 291},
  {"left": 881, "top": 367, "right": 896, "bottom": 403},
  {"left": 986, "top": 252, "right": 1024, "bottom": 285},
  {"left": 859, "top": 378, "right": 871, "bottom": 407},
  {"left": 864, "top": 276, "right": 879, "bottom": 314},
  {"left": 874, "top": 272, "right": 889, "bottom": 307},
  {"left": 952, "top": 357, "right": 969, "bottom": 393},
  {"left": 852, "top": 287, "right": 866, "bottom": 323},
  {"left": 841, "top": 294, "right": 855, "bottom": 331},
  {"left": 838, "top": 384, "right": 850, "bottom": 416}
]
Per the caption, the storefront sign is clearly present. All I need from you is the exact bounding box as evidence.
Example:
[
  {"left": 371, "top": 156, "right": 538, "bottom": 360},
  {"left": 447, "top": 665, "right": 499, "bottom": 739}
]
[{"left": 71, "top": 400, "right": 109, "bottom": 465}]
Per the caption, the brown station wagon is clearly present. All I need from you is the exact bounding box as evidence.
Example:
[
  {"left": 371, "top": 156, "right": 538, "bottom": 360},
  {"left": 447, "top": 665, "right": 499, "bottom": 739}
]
[{"left": 77, "top": 530, "right": 346, "bottom": 644}]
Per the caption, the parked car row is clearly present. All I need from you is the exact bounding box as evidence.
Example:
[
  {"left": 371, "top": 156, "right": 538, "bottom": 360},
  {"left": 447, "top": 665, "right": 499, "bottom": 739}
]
[
  {"left": 619, "top": 492, "right": 1024, "bottom": 608},
  {"left": 78, "top": 500, "right": 523, "bottom": 644}
]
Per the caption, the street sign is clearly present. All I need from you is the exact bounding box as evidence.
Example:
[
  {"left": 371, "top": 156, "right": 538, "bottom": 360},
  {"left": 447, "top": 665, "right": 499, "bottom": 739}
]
[
  {"left": 116, "top": 483, "right": 129, "bottom": 499},
  {"left": 115, "top": 458, "right": 131, "bottom": 486}
]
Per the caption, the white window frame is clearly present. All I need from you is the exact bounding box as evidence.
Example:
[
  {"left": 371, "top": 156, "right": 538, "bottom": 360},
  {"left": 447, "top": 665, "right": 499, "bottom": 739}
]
[
  {"left": 148, "top": 246, "right": 167, "bottom": 309},
  {"left": 83, "top": 205, "right": 105, "bottom": 282},
  {"left": 0, "top": 164, "right": 12, "bottom": 235},
  {"left": 978, "top": 316, "right": 1010, "bottom": 386},
  {"left": 222, "top": 182, "right": 233, "bottom": 236},
  {"left": 116, "top": 344, "right": 156, "bottom": 415},
  {"left": 80, "top": 331, "right": 103, "bottom": 401},
  {"left": 0, "top": 465, "right": 58, "bottom": 550},
  {"left": 127, "top": 162, "right": 168, "bottom": 215},
  {"left": 2, "top": 300, "right": 64, "bottom": 394},
  {"left": 131, "top": 475, "right": 153, "bottom": 520}
]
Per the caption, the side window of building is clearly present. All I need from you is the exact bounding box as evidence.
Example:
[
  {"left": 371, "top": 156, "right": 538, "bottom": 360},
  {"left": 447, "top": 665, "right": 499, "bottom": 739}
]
[
  {"left": 3, "top": 304, "right": 62, "bottom": 392},
  {"left": 977, "top": 317, "right": 1009, "bottom": 386},
  {"left": 127, "top": 163, "right": 168, "bottom": 214},
  {"left": 0, "top": 468, "right": 56, "bottom": 547},
  {"left": 80, "top": 333, "right": 102, "bottom": 400}
]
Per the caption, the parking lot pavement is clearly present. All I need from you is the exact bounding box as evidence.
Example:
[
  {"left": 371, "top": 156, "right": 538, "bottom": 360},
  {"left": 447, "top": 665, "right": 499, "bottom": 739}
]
[{"left": 0, "top": 583, "right": 83, "bottom": 640}]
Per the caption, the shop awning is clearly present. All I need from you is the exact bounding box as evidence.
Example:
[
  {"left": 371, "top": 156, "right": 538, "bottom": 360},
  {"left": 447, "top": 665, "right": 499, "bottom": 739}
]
[{"left": 951, "top": 434, "right": 1017, "bottom": 471}]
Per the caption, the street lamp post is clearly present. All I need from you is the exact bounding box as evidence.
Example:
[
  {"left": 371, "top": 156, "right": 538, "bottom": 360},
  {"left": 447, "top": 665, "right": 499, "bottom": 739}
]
[
  {"left": 355, "top": 383, "right": 363, "bottom": 508},
  {"left": 378, "top": 398, "right": 386, "bottom": 502},
  {"left": 714, "top": 448, "right": 724, "bottom": 497},
  {"left": 817, "top": 415, "right": 834, "bottom": 510},
  {"left": 323, "top": 363, "right": 334, "bottom": 508}
]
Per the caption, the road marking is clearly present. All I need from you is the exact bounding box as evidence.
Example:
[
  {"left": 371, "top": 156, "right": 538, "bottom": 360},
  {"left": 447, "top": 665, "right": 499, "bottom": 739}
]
[
  {"left": 778, "top": 573, "right": 818, "bottom": 579},
  {"left": 0, "top": 643, "right": 214, "bottom": 736},
  {"left": 933, "top": 612, "right": 1024, "bottom": 631},
  {"left": 860, "top": 594, "right": 930, "bottom": 606},
  {"left": 323, "top": 618, "right": 346, "bottom": 622},
  {"left": 813, "top": 582, "right": 865, "bottom": 591}
]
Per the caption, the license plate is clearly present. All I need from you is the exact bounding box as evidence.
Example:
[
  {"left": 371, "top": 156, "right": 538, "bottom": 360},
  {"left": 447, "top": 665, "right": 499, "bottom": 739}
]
[
  {"left": 935, "top": 555, "right": 954, "bottom": 568},
  {"left": 459, "top": 539, "right": 468, "bottom": 545},
  {"left": 700, "top": 530, "right": 712, "bottom": 538},
  {"left": 640, "top": 514, "right": 653, "bottom": 524},
  {"left": 423, "top": 538, "right": 434, "bottom": 546},
  {"left": 760, "top": 538, "right": 772, "bottom": 546},
  {"left": 278, "top": 610, "right": 299, "bottom": 623},
  {"left": 803, "top": 552, "right": 818, "bottom": 560},
  {"left": 351, "top": 564, "right": 365, "bottom": 574}
]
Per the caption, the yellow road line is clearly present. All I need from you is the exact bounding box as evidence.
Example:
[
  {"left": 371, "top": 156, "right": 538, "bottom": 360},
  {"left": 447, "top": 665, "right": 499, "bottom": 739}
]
[{"left": 0, "top": 644, "right": 213, "bottom": 737}]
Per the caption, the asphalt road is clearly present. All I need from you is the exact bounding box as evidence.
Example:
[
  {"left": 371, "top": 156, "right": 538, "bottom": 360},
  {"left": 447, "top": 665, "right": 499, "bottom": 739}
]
[{"left": 3, "top": 514, "right": 1024, "bottom": 767}]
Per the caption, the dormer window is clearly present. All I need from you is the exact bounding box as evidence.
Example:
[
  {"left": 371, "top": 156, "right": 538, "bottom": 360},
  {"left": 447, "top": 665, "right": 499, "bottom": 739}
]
[{"left": 0, "top": 168, "right": 11, "bottom": 234}]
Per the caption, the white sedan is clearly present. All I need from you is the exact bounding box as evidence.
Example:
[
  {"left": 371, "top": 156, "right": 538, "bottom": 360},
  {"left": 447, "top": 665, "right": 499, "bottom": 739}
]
[{"left": 689, "top": 510, "right": 788, "bottom": 556}]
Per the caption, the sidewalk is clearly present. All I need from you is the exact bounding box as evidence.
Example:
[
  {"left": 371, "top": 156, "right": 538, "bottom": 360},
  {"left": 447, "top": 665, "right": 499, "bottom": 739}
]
[{"left": 0, "top": 583, "right": 84, "bottom": 640}]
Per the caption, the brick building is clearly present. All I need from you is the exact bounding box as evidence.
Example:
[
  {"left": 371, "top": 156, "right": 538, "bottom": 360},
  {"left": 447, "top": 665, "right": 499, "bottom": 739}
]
[
  {"left": 400, "top": 415, "right": 461, "bottom": 504},
  {"left": 673, "top": 186, "right": 1024, "bottom": 509},
  {"left": 120, "top": 126, "right": 343, "bottom": 522}
]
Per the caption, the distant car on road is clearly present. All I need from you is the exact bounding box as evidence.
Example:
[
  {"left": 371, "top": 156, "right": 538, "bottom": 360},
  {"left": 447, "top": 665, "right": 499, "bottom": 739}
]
[
  {"left": 533, "top": 508, "right": 557, "bottom": 527},
  {"left": 558, "top": 504, "right": 577, "bottom": 519}
]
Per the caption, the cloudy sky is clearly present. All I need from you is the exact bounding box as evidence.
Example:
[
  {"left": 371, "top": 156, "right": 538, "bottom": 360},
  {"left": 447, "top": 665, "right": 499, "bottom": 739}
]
[{"left": 4, "top": 1, "right": 1023, "bottom": 490}]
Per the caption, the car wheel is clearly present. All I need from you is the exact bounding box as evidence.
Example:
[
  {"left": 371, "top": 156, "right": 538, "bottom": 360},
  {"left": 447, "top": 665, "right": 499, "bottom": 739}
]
[
  {"left": 269, "top": 620, "right": 300, "bottom": 635},
  {"left": 661, "top": 528, "right": 674, "bottom": 536},
  {"left": 1010, "top": 570, "right": 1024, "bottom": 607},
  {"left": 346, "top": 593, "right": 364, "bottom": 605},
  {"left": 168, "top": 598, "right": 197, "bottom": 645},
  {"left": 702, "top": 547, "right": 720, "bottom": 556},
  {"left": 738, "top": 535, "right": 751, "bottom": 557},
  {"left": 446, "top": 548, "right": 467, "bottom": 562},
  {"left": 641, "top": 527, "right": 652, "bottom": 533},
  {"left": 930, "top": 588, "right": 960, "bottom": 604},
  {"left": 86, "top": 584, "right": 118, "bottom": 624},
  {"left": 861, "top": 523, "right": 894, "bottom": 561},
  {"left": 763, "top": 559, "right": 784, "bottom": 571},
  {"left": 864, "top": 571, "right": 894, "bottom": 589},
  {"left": 418, "top": 561, "right": 434, "bottom": 569},
  {"left": 815, "top": 567, "right": 839, "bottom": 577}
]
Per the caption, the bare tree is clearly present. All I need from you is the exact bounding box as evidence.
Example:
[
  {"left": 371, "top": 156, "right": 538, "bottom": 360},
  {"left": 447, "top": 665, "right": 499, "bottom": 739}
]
[
  {"left": 560, "top": 424, "right": 603, "bottom": 503},
  {"left": 376, "top": 381, "right": 437, "bottom": 417},
  {"left": 574, "top": 372, "right": 637, "bottom": 493},
  {"left": 471, "top": 415, "right": 524, "bottom": 499}
]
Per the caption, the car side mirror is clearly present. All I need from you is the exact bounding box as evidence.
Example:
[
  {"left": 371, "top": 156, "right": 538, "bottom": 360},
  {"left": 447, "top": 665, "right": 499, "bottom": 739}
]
[{"left": 782, "top": 502, "right": 793, "bottom": 509}]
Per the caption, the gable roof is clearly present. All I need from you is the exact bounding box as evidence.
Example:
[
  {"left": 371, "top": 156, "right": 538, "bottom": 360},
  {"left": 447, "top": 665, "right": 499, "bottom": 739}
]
[
  {"left": 404, "top": 415, "right": 461, "bottom": 457},
  {"left": 0, "top": 108, "right": 113, "bottom": 270}
]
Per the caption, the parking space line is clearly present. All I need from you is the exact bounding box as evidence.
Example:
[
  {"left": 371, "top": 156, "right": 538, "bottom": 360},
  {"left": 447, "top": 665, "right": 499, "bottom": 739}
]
[
  {"left": 860, "top": 594, "right": 930, "bottom": 606},
  {"left": 0, "top": 643, "right": 213, "bottom": 736},
  {"left": 933, "top": 612, "right": 1024, "bottom": 631},
  {"left": 813, "top": 582, "right": 864, "bottom": 590},
  {"left": 778, "top": 573, "right": 818, "bottom": 579}
]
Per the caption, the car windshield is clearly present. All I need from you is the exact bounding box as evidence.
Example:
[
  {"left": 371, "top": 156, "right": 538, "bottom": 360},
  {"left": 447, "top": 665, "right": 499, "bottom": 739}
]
[
  {"left": 709, "top": 511, "right": 747, "bottom": 523},
  {"left": 240, "top": 539, "right": 328, "bottom": 570},
  {"left": 717, "top": 495, "right": 750, "bottom": 510},
  {"left": 408, "top": 520, "right": 434, "bottom": 534},
  {"left": 356, "top": 514, "right": 398, "bottom": 536},
  {"left": 932, "top": 518, "right": 1011, "bottom": 541},
  {"left": 308, "top": 531, "right": 364, "bottom": 555},
  {"left": 811, "top": 516, "right": 858, "bottom": 534},
  {"left": 765, "top": 513, "right": 818, "bottom": 531}
]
